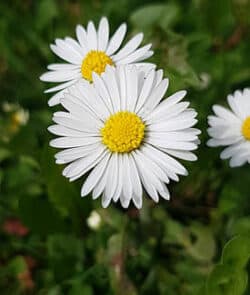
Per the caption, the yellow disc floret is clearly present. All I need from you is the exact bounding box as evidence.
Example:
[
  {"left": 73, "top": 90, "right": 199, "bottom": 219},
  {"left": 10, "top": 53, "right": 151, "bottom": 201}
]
[
  {"left": 81, "top": 50, "right": 114, "bottom": 82},
  {"left": 101, "top": 111, "right": 145, "bottom": 153},
  {"left": 242, "top": 117, "right": 250, "bottom": 140}
]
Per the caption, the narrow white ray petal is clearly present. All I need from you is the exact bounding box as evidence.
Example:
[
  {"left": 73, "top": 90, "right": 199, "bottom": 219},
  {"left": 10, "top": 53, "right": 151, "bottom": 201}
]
[
  {"left": 129, "top": 154, "right": 143, "bottom": 209},
  {"left": 143, "top": 144, "right": 187, "bottom": 178},
  {"left": 87, "top": 21, "right": 98, "bottom": 50},
  {"left": 52, "top": 111, "right": 101, "bottom": 132},
  {"left": 48, "top": 89, "right": 67, "bottom": 106},
  {"left": 117, "top": 66, "right": 127, "bottom": 110},
  {"left": 140, "top": 78, "right": 169, "bottom": 117},
  {"left": 212, "top": 105, "right": 240, "bottom": 123},
  {"left": 163, "top": 149, "right": 198, "bottom": 161},
  {"left": 146, "top": 101, "right": 190, "bottom": 123},
  {"left": 227, "top": 94, "right": 245, "bottom": 119},
  {"left": 81, "top": 152, "right": 111, "bottom": 196},
  {"left": 135, "top": 69, "right": 155, "bottom": 113},
  {"left": 106, "top": 23, "right": 127, "bottom": 56},
  {"left": 47, "top": 63, "right": 80, "bottom": 71},
  {"left": 63, "top": 146, "right": 106, "bottom": 179},
  {"left": 44, "top": 79, "right": 78, "bottom": 93},
  {"left": 133, "top": 152, "right": 159, "bottom": 202},
  {"left": 55, "top": 38, "right": 83, "bottom": 59},
  {"left": 112, "top": 33, "right": 144, "bottom": 62},
  {"left": 103, "top": 153, "right": 119, "bottom": 207},
  {"left": 98, "top": 17, "right": 109, "bottom": 51},
  {"left": 50, "top": 44, "right": 82, "bottom": 64},
  {"left": 50, "top": 136, "right": 100, "bottom": 148},
  {"left": 121, "top": 153, "right": 133, "bottom": 206},
  {"left": 133, "top": 50, "right": 154, "bottom": 62},
  {"left": 147, "top": 137, "right": 198, "bottom": 151},
  {"left": 48, "top": 125, "right": 85, "bottom": 137},
  {"left": 207, "top": 135, "right": 243, "bottom": 147},
  {"left": 102, "top": 66, "right": 120, "bottom": 112},
  {"left": 76, "top": 25, "right": 89, "bottom": 52},
  {"left": 229, "top": 154, "right": 249, "bottom": 167},
  {"left": 92, "top": 72, "right": 114, "bottom": 114},
  {"left": 115, "top": 44, "right": 152, "bottom": 64},
  {"left": 135, "top": 150, "right": 169, "bottom": 183},
  {"left": 92, "top": 159, "right": 110, "bottom": 200},
  {"left": 148, "top": 131, "right": 198, "bottom": 142},
  {"left": 76, "top": 81, "right": 111, "bottom": 120},
  {"left": 64, "top": 37, "right": 86, "bottom": 56},
  {"left": 55, "top": 143, "right": 102, "bottom": 164},
  {"left": 126, "top": 66, "right": 138, "bottom": 112},
  {"left": 40, "top": 70, "right": 80, "bottom": 83},
  {"left": 220, "top": 141, "right": 249, "bottom": 159},
  {"left": 61, "top": 96, "right": 103, "bottom": 126}
]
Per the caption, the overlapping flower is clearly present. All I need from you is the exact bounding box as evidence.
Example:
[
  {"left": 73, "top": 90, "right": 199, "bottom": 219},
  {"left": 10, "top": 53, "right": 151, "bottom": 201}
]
[
  {"left": 41, "top": 17, "right": 201, "bottom": 208},
  {"left": 48, "top": 66, "right": 200, "bottom": 208}
]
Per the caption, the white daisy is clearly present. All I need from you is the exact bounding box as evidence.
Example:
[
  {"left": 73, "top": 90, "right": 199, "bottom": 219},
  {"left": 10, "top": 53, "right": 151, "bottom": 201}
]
[
  {"left": 48, "top": 65, "right": 200, "bottom": 208},
  {"left": 207, "top": 88, "right": 250, "bottom": 167},
  {"left": 40, "top": 17, "right": 154, "bottom": 106}
]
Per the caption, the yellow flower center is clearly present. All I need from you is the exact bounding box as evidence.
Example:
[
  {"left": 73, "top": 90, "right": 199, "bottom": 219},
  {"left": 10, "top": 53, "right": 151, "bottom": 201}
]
[
  {"left": 242, "top": 117, "right": 250, "bottom": 140},
  {"left": 101, "top": 111, "right": 145, "bottom": 153},
  {"left": 81, "top": 50, "right": 114, "bottom": 82}
]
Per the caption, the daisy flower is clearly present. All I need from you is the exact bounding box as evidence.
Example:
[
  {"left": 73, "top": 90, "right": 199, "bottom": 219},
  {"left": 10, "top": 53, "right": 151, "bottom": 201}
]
[
  {"left": 207, "top": 88, "right": 250, "bottom": 167},
  {"left": 48, "top": 65, "right": 200, "bottom": 208},
  {"left": 40, "top": 17, "right": 154, "bottom": 106}
]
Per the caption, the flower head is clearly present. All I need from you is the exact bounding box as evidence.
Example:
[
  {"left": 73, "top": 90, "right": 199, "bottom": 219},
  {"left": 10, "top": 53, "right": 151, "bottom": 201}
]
[
  {"left": 49, "top": 65, "right": 200, "bottom": 208},
  {"left": 40, "top": 17, "right": 154, "bottom": 106},
  {"left": 207, "top": 88, "right": 250, "bottom": 167}
]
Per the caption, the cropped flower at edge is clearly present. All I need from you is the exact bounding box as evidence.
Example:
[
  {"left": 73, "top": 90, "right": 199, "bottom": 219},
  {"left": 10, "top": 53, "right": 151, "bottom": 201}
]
[
  {"left": 40, "top": 17, "right": 154, "bottom": 106},
  {"left": 207, "top": 88, "right": 250, "bottom": 167},
  {"left": 48, "top": 65, "right": 200, "bottom": 209}
]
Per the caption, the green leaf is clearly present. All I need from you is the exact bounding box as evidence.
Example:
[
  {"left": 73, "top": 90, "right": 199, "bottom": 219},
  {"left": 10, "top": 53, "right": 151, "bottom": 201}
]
[
  {"left": 222, "top": 236, "right": 250, "bottom": 269},
  {"left": 206, "top": 265, "right": 248, "bottom": 295}
]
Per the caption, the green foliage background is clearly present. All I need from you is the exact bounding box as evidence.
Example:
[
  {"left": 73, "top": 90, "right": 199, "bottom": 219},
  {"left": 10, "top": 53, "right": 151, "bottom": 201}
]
[{"left": 0, "top": 0, "right": 250, "bottom": 294}]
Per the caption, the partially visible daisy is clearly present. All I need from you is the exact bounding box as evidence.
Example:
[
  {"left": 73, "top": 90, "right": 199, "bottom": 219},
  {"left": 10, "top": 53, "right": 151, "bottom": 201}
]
[
  {"left": 40, "top": 17, "right": 154, "bottom": 106},
  {"left": 207, "top": 88, "right": 250, "bottom": 167},
  {"left": 48, "top": 65, "right": 200, "bottom": 208}
]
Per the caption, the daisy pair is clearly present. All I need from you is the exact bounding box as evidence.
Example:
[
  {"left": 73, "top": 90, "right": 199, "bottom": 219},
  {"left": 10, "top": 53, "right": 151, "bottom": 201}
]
[{"left": 41, "top": 17, "right": 200, "bottom": 208}]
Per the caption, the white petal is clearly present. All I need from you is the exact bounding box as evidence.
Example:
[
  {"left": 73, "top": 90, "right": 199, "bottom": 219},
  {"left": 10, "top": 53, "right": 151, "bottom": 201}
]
[
  {"left": 115, "top": 44, "right": 152, "bottom": 64},
  {"left": 135, "top": 69, "right": 155, "bottom": 113},
  {"left": 50, "top": 136, "right": 100, "bottom": 148},
  {"left": 63, "top": 146, "right": 106, "bottom": 180},
  {"left": 112, "top": 33, "right": 143, "bottom": 61},
  {"left": 44, "top": 79, "right": 78, "bottom": 93},
  {"left": 128, "top": 155, "right": 143, "bottom": 209},
  {"left": 76, "top": 25, "right": 89, "bottom": 52},
  {"left": 126, "top": 66, "right": 138, "bottom": 112},
  {"left": 40, "top": 70, "right": 80, "bottom": 83},
  {"left": 81, "top": 152, "right": 111, "bottom": 196},
  {"left": 106, "top": 23, "right": 127, "bottom": 56},
  {"left": 98, "top": 17, "right": 109, "bottom": 51},
  {"left": 140, "top": 78, "right": 169, "bottom": 117},
  {"left": 50, "top": 44, "right": 82, "bottom": 64},
  {"left": 87, "top": 21, "right": 98, "bottom": 50}
]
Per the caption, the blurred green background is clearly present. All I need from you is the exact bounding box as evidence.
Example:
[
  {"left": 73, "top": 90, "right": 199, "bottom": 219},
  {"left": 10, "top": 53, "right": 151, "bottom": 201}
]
[{"left": 0, "top": 0, "right": 250, "bottom": 294}]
